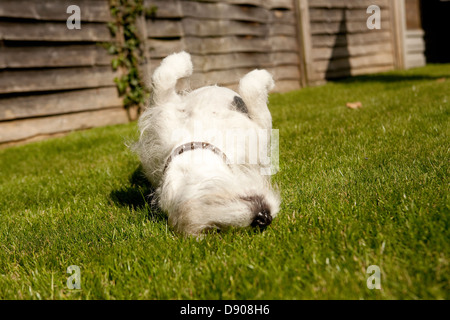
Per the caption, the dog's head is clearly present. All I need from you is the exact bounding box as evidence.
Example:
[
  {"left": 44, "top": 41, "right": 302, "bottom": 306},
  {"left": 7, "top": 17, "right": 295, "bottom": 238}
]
[{"left": 158, "top": 146, "right": 280, "bottom": 236}]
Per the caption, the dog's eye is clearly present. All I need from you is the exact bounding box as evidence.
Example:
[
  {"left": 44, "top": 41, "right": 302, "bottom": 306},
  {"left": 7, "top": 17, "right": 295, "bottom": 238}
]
[{"left": 231, "top": 96, "right": 248, "bottom": 115}]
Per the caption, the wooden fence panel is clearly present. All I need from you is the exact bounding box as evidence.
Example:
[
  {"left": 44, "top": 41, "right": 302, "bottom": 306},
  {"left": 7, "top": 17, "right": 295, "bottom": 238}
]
[
  {"left": 145, "top": 0, "right": 301, "bottom": 92},
  {"left": 0, "top": 0, "right": 112, "bottom": 22},
  {"left": 0, "top": 45, "right": 111, "bottom": 69},
  {"left": 190, "top": 52, "right": 299, "bottom": 72},
  {"left": 404, "top": 29, "right": 426, "bottom": 69},
  {"left": 0, "top": 67, "right": 117, "bottom": 94},
  {"left": 0, "top": 88, "right": 122, "bottom": 121},
  {"left": 0, "top": 0, "right": 123, "bottom": 145},
  {"left": 0, "top": 21, "right": 112, "bottom": 42},
  {"left": 0, "top": 108, "right": 129, "bottom": 144},
  {"left": 0, "top": 0, "right": 403, "bottom": 145},
  {"left": 309, "top": 8, "right": 390, "bottom": 22},
  {"left": 308, "top": 0, "right": 390, "bottom": 9},
  {"left": 147, "top": 19, "right": 298, "bottom": 38},
  {"left": 306, "top": 0, "right": 396, "bottom": 83}
]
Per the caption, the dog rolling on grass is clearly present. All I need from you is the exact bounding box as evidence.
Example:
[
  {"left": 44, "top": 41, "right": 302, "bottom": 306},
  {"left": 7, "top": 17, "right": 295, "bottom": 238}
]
[{"left": 135, "top": 51, "right": 280, "bottom": 236}]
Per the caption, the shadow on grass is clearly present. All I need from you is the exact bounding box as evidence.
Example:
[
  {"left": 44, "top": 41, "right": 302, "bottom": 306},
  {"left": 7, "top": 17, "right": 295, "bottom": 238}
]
[
  {"left": 331, "top": 71, "right": 449, "bottom": 84},
  {"left": 110, "top": 165, "right": 167, "bottom": 223},
  {"left": 110, "top": 167, "right": 276, "bottom": 236}
]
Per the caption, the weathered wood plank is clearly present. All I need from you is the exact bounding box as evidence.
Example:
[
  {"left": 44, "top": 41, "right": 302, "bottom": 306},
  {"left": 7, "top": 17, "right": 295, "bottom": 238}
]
[
  {"left": 144, "top": 0, "right": 183, "bottom": 18},
  {"left": 405, "top": 36, "right": 425, "bottom": 53},
  {"left": 405, "top": 0, "right": 422, "bottom": 29},
  {"left": 309, "top": 8, "right": 391, "bottom": 22},
  {"left": 190, "top": 52, "right": 299, "bottom": 72},
  {"left": 405, "top": 29, "right": 424, "bottom": 37},
  {"left": 404, "top": 28, "right": 425, "bottom": 68},
  {"left": 190, "top": 65, "right": 299, "bottom": 87},
  {"left": 150, "top": 52, "right": 299, "bottom": 75},
  {"left": 185, "top": 36, "right": 268, "bottom": 54},
  {"left": 0, "top": 87, "right": 121, "bottom": 121},
  {"left": 0, "top": 21, "right": 112, "bottom": 42},
  {"left": 148, "top": 19, "right": 297, "bottom": 38},
  {"left": 267, "top": 0, "right": 294, "bottom": 10},
  {"left": 207, "top": 0, "right": 266, "bottom": 8},
  {"left": 309, "top": 0, "right": 389, "bottom": 9},
  {"left": 0, "top": 45, "right": 112, "bottom": 69},
  {"left": 310, "top": 20, "right": 392, "bottom": 35},
  {"left": 267, "top": 65, "right": 300, "bottom": 80},
  {"left": 270, "top": 23, "right": 297, "bottom": 36},
  {"left": 269, "top": 9, "right": 296, "bottom": 24},
  {"left": 312, "top": 43, "right": 393, "bottom": 61},
  {"left": 181, "top": 1, "right": 269, "bottom": 22},
  {"left": 0, "top": 67, "right": 117, "bottom": 94},
  {"left": 0, "top": 0, "right": 112, "bottom": 22},
  {"left": 145, "top": 1, "right": 295, "bottom": 24},
  {"left": 188, "top": 0, "right": 294, "bottom": 10},
  {"left": 0, "top": 107, "right": 129, "bottom": 144},
  {"left": 341, "top": 64, "right": 394, "bottom": 76},
  {"left": 186, "top": 69, "right": 239, "bottom": 88},
  {"left": 405, "top": 53, "right": 426, "bottom": 69},
  {"left": 312, "top": 31, "right": 392, "bottom": 47},
  {"left": 145, "top": 0, "right": 294, "bottom": 13},
  {"left": 148, "top": 39, "right": 186, "bottom": 58},
  {"left": 147, "top": 19, "right": 184, "bottom": 38},
  {"left": 184, "top": 36, "right": 298, "bottom": 54},
  {"left": 314, "top": 52, "right": 394, "bottom": 73}
]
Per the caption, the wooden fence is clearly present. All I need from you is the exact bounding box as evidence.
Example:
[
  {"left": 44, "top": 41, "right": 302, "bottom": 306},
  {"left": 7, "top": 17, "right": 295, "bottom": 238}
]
[
  {"left": 0, "top": 0, "right": 127, "bottom": 145},
  {"left": 0, "top": 0, "right": 426, "bottom": 145},
  {"left": 299, "top": 0, "right": 396, "bottom": 85},
  {"left": 403, "top": 0, "right": 425, "bottom": 69},
  {"left": 144, "top": 0, "right": 302, "bottom": 92}
]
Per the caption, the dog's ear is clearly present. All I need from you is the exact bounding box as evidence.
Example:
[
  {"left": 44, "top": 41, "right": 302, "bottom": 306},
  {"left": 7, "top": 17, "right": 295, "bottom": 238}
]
[
  {"left": 238, "top": 70, "right": 274, "bottom": 129},
  {"left": 151, "top": 51, "right": 193, "bottom": 105}
]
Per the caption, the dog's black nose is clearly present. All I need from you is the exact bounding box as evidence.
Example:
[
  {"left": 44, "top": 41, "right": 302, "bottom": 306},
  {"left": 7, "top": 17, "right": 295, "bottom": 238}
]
[{"left": 251, "top": 210, "right": 272, "bottom": 229}]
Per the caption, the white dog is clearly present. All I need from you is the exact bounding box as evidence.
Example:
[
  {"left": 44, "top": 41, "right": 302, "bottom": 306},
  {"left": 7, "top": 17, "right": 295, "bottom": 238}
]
[{"left": 135, "top": 52, "right": 280, "bottom": 236}]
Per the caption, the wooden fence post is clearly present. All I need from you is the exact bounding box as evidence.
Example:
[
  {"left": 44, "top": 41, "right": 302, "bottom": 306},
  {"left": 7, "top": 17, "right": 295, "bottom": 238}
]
[
  {"left": 390, "top": 0, "right": 406, "bottom": 69},
  {"left": 295, "top": 0, "right": 313, "bottom": 86}
]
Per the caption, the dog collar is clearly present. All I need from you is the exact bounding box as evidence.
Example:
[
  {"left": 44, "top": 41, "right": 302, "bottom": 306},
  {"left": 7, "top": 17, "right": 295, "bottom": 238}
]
[{"left": 163, "top": 142, "right": 229, "bottom": 174}]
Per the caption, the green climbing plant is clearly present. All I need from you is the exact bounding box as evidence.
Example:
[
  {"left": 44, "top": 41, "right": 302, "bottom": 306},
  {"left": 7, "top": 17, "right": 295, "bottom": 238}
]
[{"left": 106, "top": 0, "right": 157, "bottom": 115}]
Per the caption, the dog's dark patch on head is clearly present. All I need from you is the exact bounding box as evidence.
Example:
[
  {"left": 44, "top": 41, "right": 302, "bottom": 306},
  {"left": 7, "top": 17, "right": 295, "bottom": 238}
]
[
  {"left": 231, "top": 96, "right": 249, "bottom": 116},
  {"left": 241, "top": 195, "right": 272, "bottom": 229},
  {"left": 243, "top": 195, "right": 270, "bottom": 216}
]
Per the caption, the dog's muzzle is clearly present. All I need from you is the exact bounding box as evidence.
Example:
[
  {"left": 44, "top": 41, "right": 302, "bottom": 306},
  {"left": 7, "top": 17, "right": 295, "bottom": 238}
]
[
  {"left": 251, "top": 210, "right": 272, "bottom": 229},
  {"left": 242, "top": 195, "right": 273, "bottom": 229}
]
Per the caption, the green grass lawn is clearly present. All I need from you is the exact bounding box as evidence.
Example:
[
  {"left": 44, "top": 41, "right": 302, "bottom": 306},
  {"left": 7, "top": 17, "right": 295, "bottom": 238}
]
[{"left": 0, "top": 65, "right": 448, "bottom": 300}]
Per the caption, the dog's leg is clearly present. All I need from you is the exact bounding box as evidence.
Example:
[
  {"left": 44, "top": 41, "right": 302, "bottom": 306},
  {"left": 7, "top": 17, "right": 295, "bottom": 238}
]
[
  {"left": 238, "top": 70, "right": 275, "bottom": 130},
  {"left": 151, "top": 51, "right": 193, "bottom": 105},
  {"left": 137, "top": 52, "right": 192, "bottom": 185}
]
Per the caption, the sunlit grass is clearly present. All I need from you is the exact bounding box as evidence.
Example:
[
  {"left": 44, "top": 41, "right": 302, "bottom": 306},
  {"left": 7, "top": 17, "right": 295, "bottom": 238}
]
[{"left": 0, "top": 64, "right": 448, "bottom": 299}]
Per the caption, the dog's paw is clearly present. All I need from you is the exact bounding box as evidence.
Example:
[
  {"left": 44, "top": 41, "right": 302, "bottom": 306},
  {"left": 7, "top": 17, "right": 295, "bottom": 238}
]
[
  {"left": 152, "top": 51, "right": 193, "bottom": 90},
  {"left": 239, "top": 69, "right": 274, "bottom": 105},
  {"left": 162, "top": 51, "right": 193, "bottom": 79},
  {"left": 239, "top": 69, "right": 275, "bottom": 96}
]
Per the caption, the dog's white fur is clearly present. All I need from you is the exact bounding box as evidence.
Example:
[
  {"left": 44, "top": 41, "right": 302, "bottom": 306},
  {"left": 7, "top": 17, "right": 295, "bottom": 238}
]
[{"left": 135, "top": 51, "right": 280, "bottom": 235}]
